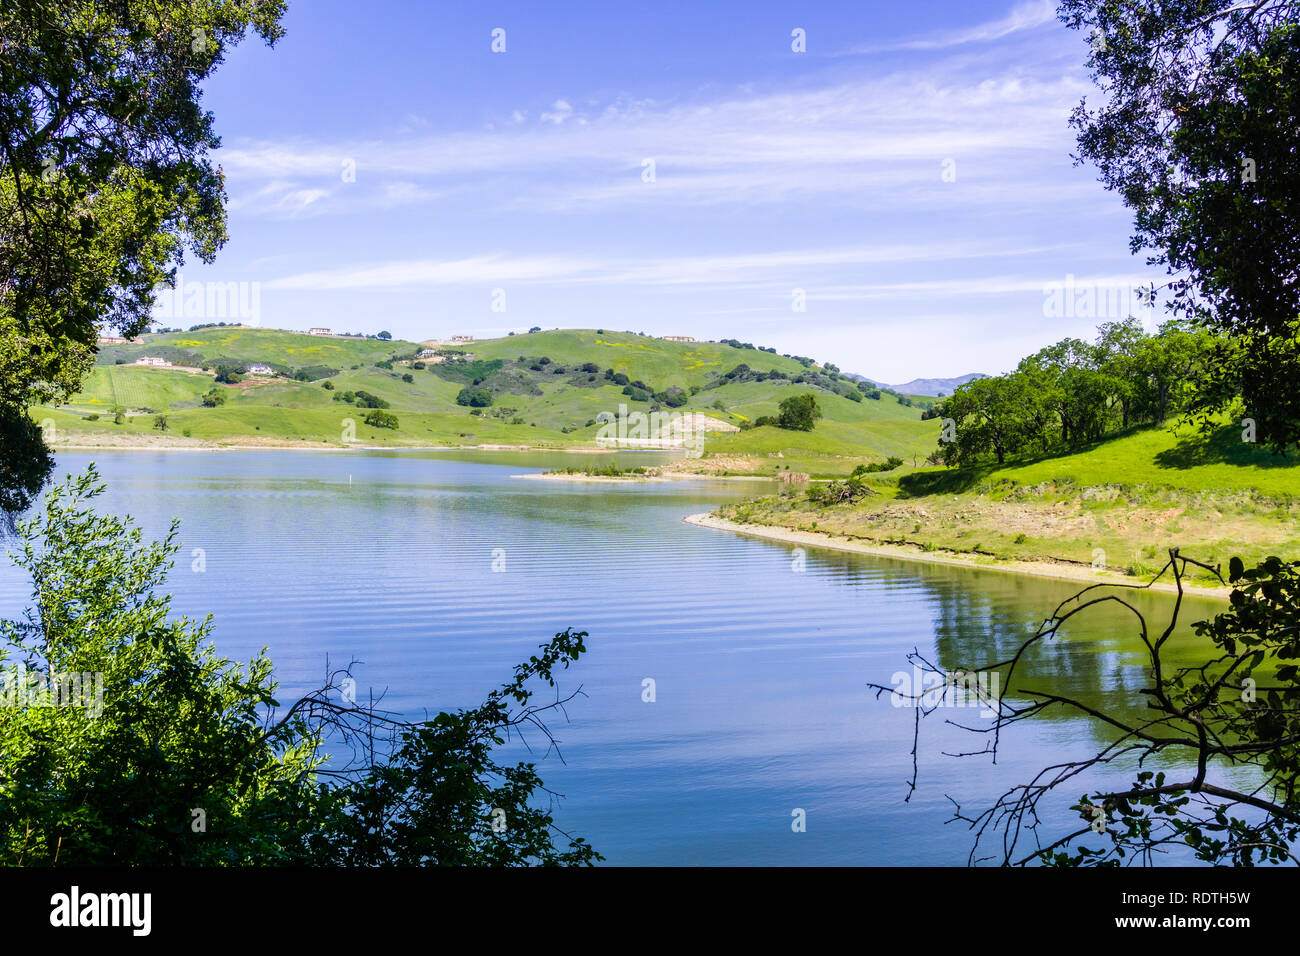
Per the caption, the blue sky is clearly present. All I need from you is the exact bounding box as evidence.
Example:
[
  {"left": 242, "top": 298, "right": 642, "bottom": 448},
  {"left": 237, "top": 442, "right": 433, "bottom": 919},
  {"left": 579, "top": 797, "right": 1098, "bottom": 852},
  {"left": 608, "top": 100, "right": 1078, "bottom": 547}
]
[{"left": 178, "top": 0, "right": 1157, "bottom": 383}]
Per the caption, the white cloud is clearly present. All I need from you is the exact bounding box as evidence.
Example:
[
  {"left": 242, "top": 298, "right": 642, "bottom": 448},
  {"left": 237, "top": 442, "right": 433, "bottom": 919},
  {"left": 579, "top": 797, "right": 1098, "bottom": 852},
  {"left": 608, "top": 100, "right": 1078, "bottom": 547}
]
[
  {"left": 264, "top": 240, "right": 1060, "bottom": 292},
  {"left": 836, "top": 0, "right": 1058, "bottom": 54},
  {"left": 217, "top": 56, "right": 1090, "bottom": 216},
  {"left": 540, "top": 99, "right": 574, "bottom": 124}
]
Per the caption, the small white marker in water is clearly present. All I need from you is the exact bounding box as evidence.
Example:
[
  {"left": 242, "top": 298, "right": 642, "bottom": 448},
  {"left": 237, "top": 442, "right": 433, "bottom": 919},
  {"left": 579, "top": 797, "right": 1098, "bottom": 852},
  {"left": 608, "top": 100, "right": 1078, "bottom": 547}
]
[{"left": 348, "top": 474, "right": 352, "bottom": 486}]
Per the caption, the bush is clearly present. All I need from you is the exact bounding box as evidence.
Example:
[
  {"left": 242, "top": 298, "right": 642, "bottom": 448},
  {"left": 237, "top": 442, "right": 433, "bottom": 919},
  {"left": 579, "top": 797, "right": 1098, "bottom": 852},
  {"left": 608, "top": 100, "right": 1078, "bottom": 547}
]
[
  {"left": 364, "top": 410, "right": 399, "bottom": 430},
  {"left": 295, "top": 365, "right": 339, "bottom": 381},
  {"left": 0, "top": 470, "right": 600, "bottom": 865},
  {"left": 201, "top": 388, "right": 226, "bottom": 407},
  {"left": 657, "top": 387, "right": 688, "bottom": 408},
  {"left": 402, "top": 373, "right": 414, "bottom": 384},
  {"left": 777, "top": 393, "right": 822, "bottom": 431},
  {"left": 456, "top": 387, "right": 493, "bottom": 408},
  {"left": 214, "top": 365, "right": 243, "bottom": 384},
  {"left": 858, "top": 456, "right": 903, "bottom": 474}
]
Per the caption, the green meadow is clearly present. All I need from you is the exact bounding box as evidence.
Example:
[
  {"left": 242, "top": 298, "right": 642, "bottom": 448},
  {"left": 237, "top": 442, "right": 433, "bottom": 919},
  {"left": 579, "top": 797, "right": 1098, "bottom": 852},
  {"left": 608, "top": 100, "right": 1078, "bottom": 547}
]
[{"left": 38, "top": 326, "right": 937, "bottom": 464}]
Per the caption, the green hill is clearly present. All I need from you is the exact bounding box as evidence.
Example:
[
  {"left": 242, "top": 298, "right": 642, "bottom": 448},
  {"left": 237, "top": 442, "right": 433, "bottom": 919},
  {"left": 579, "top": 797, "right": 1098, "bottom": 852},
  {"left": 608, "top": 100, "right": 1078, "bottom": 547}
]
[
  {"left": 40, "top": 326, "right": 937, "bottom": 471},
  {"left": 714, "top": 417, "right": 1300, "bottom": 584}
]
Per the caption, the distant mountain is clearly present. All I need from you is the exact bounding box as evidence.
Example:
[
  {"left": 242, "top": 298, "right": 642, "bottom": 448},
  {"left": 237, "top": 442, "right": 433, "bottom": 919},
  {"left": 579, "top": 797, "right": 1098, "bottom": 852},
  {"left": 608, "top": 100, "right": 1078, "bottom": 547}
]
[
  {"left": 889, "top": 373, "right": 987, "bottom": 396},
  {"left": 843, "top": 372, "right": 988, "bottom": 397}
]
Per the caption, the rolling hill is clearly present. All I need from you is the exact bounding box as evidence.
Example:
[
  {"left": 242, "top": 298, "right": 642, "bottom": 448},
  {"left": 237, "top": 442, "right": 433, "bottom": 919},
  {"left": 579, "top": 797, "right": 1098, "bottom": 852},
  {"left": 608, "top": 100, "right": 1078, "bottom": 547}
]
[{"left": 36, "top": 326, "right": 940, "bottom": 475}]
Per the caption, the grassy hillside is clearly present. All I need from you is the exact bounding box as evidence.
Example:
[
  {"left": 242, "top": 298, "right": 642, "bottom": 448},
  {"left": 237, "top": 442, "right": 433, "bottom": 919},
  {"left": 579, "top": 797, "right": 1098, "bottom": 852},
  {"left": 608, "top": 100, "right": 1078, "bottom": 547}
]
[
  {"left": 41, "top": 327, "right": 936, "bottom": 468},
  {"left": 713, "top": 418, "right": 1300, "bottom": 585},
  {"left": 96, "top": 326, "right": 412, "bottom": 370},
  {"left": 70, "top": 365, "right": 214, "bottom": 411},
  {"left": 466, "top": 329, "right": 813, "bottom": 390},
  {"left": 900, "top": 419, "right": 1298, "bottom": 499}
]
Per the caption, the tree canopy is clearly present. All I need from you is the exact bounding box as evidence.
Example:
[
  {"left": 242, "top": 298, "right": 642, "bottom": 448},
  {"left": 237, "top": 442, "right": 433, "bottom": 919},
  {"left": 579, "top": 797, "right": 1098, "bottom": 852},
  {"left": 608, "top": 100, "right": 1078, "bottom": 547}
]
[
  {"left": 0, "top": 0, "right": 286, "bottom": 517},
  {"left": 0, "top": 469, "right": 599, "bottom": 865},
  {"left": 1062, "top": 0, "right": 1300, "bottom": 451},
  {"left": 933, "top": 318, "right": 1217, "bottom": 467}
]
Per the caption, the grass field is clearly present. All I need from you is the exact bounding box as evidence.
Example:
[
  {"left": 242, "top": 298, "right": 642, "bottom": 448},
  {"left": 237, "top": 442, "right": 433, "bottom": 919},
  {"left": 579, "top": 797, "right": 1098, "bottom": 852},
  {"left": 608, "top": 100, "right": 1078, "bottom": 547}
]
[
  {"left": 97, "top": 327, "right": 414, "bottom": 370},
  {"left": 44, "top": 327, "right": 937, "bottom": 464},
  {"left": 712, "top": 417, "right": 1300, "bottom": 585},
  {"left": 900, "top": 419, "right": 1299, "bottom": 499},
  {"left": 63, "top": 366, "right": 214, "bottom": 412}
]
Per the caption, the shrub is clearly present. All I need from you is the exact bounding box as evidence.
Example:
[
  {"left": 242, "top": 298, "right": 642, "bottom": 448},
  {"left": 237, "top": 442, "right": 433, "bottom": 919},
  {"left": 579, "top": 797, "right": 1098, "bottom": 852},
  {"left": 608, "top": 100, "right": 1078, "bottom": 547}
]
[
  {"left": 657, "top": 387, "right": 688, "bottom": 408},
  {"left": 858, "top": 457, "right": 903, "bottom": 474},
  {"left": 456, "top": 387, "right": 493, "bottom": 408},
  {"left": 777, "top": 393, "right": 822, "bottom": 431},
  {"left": 364, "top": 410, "right": 399, "bottom": 430},
  {"left": 0, "top": 471, "right": 602, "bottom": 864}
]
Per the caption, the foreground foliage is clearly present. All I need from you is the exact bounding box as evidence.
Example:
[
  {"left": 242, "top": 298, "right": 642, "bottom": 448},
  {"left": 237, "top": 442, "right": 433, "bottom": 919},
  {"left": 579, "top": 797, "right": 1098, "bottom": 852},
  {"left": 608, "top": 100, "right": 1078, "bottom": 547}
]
[
  {"left": 1063, "top": 0, "right": 1300, "bottom": 452},
  {"left": 0, "top": 0, "right": 286, "bottom": 516},
  {"left": 0, "top": 468, "right": 598, "bottom": 865},
  {"left": 878, "top": 550, "right": 1300, "bottom": 866}
]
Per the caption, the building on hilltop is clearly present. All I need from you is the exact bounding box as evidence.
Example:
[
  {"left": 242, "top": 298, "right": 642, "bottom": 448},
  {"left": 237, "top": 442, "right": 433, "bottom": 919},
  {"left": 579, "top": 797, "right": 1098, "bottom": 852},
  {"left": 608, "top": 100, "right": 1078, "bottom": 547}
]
[
  {"left": 247, "top": 363, "right": 274, "bottom": 375},
  {"left": 308, "top": 327, "right": 332, "bottom": 336},
  {"left": 134, "top": 356, "right": 171, "bottom": 368},
  {"left": 663, "top": 335, "right": 695, "bottom": 343}
]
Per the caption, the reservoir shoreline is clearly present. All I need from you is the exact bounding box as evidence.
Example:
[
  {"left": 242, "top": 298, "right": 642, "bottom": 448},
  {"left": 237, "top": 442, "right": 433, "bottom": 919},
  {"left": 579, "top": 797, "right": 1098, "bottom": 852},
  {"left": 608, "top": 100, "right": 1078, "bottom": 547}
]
[{"left": 683, "top": 511, "right": 1231, "bottom": 599}]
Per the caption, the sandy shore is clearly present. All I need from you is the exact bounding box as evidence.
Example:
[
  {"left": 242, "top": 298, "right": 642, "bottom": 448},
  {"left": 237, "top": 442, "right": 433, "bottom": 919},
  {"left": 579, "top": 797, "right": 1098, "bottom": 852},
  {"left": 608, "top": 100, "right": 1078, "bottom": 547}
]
[{"left": 683, "top": 512, "right": 1231, "bottom": 598}]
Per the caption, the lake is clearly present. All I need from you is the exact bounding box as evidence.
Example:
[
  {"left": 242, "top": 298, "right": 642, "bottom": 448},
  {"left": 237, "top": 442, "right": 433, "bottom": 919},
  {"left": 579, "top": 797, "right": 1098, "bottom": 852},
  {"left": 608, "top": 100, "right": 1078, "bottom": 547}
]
[{"left": 0, "top": 450, "right": 1233, "bottom": 865}]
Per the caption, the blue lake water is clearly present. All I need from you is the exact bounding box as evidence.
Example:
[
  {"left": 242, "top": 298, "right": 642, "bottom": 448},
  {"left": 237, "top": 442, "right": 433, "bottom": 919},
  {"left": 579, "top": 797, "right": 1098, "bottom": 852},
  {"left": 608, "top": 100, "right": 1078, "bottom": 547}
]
[{"left": 0, "top": 450, "right": 1231, "bottom": 865}]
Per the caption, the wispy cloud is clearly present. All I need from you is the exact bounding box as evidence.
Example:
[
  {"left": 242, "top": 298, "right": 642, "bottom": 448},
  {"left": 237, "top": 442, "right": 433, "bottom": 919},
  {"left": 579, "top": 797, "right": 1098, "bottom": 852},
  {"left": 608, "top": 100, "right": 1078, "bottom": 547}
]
[
  {"left": 218, "top": 54, "right": 1088, "bottom": 218},
  {"left": 834, "top": 0, "right": 1058, "bottom": 55},
  {"left": 264, "top": 240, "right": 1063, "bottom": 292}
]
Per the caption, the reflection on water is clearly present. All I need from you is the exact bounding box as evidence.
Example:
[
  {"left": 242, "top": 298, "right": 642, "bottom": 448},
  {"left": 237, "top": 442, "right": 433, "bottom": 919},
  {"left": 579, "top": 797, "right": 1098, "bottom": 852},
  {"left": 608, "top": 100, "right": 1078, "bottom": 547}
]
[{"left": 0, "top": 450, "right": 1235, "bottom": 865}]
